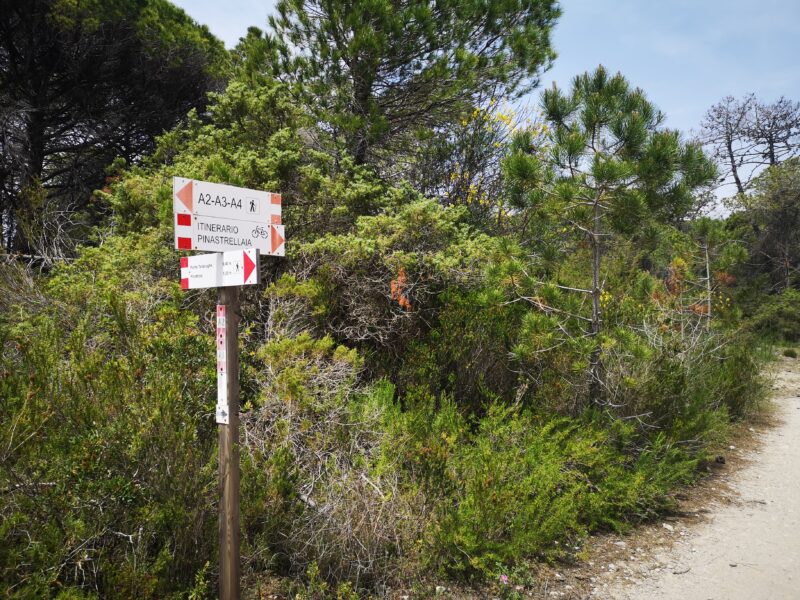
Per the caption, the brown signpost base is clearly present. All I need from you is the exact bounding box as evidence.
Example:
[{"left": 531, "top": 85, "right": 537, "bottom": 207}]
[{"left": 218, "top": 286, "right": 240, "bottom": 600}]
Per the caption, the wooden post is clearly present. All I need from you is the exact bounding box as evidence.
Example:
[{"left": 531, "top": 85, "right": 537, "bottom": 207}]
[{"left": 218, "top": 286, "right": 240, "bottom": 600}]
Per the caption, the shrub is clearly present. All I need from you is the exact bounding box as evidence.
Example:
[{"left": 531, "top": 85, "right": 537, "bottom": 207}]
[
  {"left": 783, "top": 348, "right": 798, "bottom": 358},
  {"left": 426, "top": 406, "right": 702, "bottom": 576},
  {"left": 749, "top": 289, "right": 800, "bottom": 342},
  {"left": 241, "top": 338, "right": 423, "bottom": 588},
  {"left": 604, "top": 324, "right": 766, "bottom": 430},
  {"left": 0, "top": 242, "right": 217, "bottom": 598}
]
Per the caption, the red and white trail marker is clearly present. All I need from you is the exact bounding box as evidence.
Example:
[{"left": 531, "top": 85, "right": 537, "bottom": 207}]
[
  {"left": 173, "top": 177, "right": 285, "bottom": 256},
  {"left": 216, "top": 304, "right": 229, "bottom": 424},
  {"left": 180, "top": 249, "right": 260, "bottom": 290}
]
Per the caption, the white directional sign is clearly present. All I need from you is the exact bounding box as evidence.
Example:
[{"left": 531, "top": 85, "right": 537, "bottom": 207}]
[
  {"left": 180, "top": 249, "right": 261, "bottom": 290},
  {"left": 173, "top": 177, "right": 285, "bottom": 256}
]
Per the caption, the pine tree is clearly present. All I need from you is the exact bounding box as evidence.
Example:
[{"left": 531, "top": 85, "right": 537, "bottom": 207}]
[
  {"left": 504, "top": 66, "right": 716, "bottom": 407},
  {"left": 0, "top": 0, "right": 227, "bottom": 255},
  {"left": 269, "top": 0, "right": 560, "bottom": 165}
]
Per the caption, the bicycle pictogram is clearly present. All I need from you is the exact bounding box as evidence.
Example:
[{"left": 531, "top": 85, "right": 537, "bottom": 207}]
[{"left": 251, "top": 226, "right": 269, "bottom": 239}]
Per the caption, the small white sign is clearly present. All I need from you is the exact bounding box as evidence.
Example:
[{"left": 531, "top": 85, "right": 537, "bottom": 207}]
[
  {"left": 216, "top": 377, "right": 229, "bottom": 424},
  {"left": 180, "top": 249, "right": 260, "bottom": 290}
]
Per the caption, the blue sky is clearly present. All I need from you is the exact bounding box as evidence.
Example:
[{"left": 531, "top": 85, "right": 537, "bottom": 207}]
[{"left": 173, "top": 0, "right": 800, "bottom": 136}]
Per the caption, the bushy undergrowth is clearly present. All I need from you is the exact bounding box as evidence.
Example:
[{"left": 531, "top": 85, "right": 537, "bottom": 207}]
[
  {"left": 748, "top": 289, "right": 800, "bottom": 342},
  {"left": 0, "top": 72, "right": 771, "bottom": 598},
  {"left": 0, "top": 236, "right": 218, "bottom": 598},
  {"left": 1, "top": 225, "right": 768, "bottom": 597}
]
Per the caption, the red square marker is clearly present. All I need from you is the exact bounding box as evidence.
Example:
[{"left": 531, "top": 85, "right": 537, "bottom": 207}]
[
  {"left": 271, "top": 193, "right": 282, "bottom": 205},
  {"left": 181, "top": 278, "right": 189, "bottom": 289},
  {"left": 271, "top": 214, "right": 281, "bottom": 224},
  {"left": 180, "top": 256, "right": 188, "bottom": 268},
  {"left": 177, "top": 213, "right": 191, "bottom": 226},
  {"left": 177, "top": 237, "right": 192, "bottom": 249}
]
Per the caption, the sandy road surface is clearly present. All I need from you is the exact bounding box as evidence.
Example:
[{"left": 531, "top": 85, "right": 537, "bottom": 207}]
[{"left": 606, "top": 358, "right": 800, "bottom": 600}]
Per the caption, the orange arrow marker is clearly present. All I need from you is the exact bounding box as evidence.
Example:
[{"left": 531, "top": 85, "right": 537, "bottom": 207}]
[
  {"left": 271, "top": 225, "right": 285, "bottom": 253},
  {"left": 176, "top": 180, "right": 193, "bottom": 212}
]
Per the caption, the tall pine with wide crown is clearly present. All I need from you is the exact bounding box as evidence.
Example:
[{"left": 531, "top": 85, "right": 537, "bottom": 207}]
[{"left": 269, "top": 0, "right": 560, "bottom": 165}]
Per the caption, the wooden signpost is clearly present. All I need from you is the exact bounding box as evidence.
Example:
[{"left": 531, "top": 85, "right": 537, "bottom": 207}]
[{"left": 173, "top": 177, "right": 284, "bottom": 600}]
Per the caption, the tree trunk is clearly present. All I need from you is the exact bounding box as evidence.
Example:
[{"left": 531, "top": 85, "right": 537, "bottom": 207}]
[
  {"left": 589, "top": 194, "right": 603, "bottom": 408},
  {"left": 13, "top": 110, "right": 46, "bottom": 254},
  {"left": 726, "top": 132, "right": 745, "bottom": 194},
  {"left": 351, "top": 66, "right": 374, "bottom": 166},
  {"left": 785, "top": 246, "right": 791, "bottom": 291},
  {"left": 354, "top": 135, "right": 369, "bottom": 166},
  {"left": 767, "top": 134, "right": 777, "bottom": 166},
  {"left": 705, "top": 243, "right": 712, "bottom": 323}
]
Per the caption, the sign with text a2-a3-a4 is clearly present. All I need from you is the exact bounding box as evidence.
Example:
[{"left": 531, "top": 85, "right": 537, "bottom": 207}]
[{"left": 172, "top": 177, "right": 285, "bottom": 255}]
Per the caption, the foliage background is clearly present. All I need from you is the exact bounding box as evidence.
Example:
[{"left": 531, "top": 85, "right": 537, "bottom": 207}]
[{"left": 1, "top": 1, "right": 795, "bottom": 598}]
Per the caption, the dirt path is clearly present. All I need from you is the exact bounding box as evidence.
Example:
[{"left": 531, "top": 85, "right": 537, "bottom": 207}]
[{"left": 602, "top": 357, "right": 800, "bottom": 600}]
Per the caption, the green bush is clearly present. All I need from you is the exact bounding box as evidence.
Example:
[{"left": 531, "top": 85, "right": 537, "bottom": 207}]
[
  {"left": 241, "top": 340, "right": 423, "bottom": 588},
  {"left": 695, "top": 334, "right": 768, "bottom": 420},
  {"left": 425, "top": 407, "right": 701, "bottom": 576},
  {"left": 784, "top": 348, "right": 798, "bottom": 358},
  {"left": 0, "top": 243, "right": 218, "bottom": 598},
  {"left": 749, "top": 289, "right": 800, "bottom": 342},
  {"left": 605, "top": 325, "right": 766, "bottom": 432},
  {"left": 0, "top": 261, "right": 769, "bottom": 597}
]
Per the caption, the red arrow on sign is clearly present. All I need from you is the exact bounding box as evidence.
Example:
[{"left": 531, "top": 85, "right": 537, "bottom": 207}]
[
  {"left": 176, "top": 180, "right": 193, "bottom": 212},
  {"left": 271, "top": 225, "right": 284, "bottom": 254},
  {"left": 243, "top": 250, "right": 256, "bottom": 283}
]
